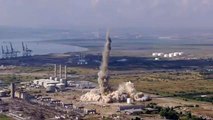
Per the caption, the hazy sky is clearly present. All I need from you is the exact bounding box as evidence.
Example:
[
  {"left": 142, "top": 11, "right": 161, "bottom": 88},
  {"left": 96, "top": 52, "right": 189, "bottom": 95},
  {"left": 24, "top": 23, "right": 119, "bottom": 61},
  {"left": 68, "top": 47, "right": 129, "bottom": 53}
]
[{"left": 0, "top": 0, "right": 213, "bottom": 30}]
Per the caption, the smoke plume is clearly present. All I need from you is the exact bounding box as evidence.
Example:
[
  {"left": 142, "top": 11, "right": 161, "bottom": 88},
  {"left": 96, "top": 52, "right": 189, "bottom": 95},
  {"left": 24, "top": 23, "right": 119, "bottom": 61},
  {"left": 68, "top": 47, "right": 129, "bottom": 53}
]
[
  {"left": 98, "top": 31, "right": 111, "bottom": 95},
  {"left": 80, "top": 32, "right": 149, "bottom": 103}
]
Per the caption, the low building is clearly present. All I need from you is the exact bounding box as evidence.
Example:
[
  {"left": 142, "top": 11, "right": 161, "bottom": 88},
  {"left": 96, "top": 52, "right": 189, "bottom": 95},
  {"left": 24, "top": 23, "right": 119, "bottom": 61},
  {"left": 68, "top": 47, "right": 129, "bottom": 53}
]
[
  {"left": 33, "top": 79, "right": 60, "bottom": 88},
  {"left": 14, "top": 90, "right": 31, "bottom": 100},
  {"left": 84, "top": 109, "right": 96, "bottom": 115},
  {"left": 118, "top": 105, "right": 144, "bottom": 111},
  {"left": 63, "top": 104, "right": 73, "bottom": 109},
  {"left": 41, "top": 97, "right": 51, "bottom": 102}
]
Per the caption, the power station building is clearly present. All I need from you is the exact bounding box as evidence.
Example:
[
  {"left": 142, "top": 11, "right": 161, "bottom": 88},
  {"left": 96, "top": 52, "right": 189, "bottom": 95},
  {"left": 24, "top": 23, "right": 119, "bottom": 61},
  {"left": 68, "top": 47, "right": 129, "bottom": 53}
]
[{"left": 33, "top": 64, "right": 67, "bottom": 92}]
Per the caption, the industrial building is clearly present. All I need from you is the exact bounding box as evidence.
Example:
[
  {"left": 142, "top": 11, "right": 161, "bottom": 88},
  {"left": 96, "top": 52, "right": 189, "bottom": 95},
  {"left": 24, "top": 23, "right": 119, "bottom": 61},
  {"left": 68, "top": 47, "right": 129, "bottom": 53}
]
[
  {"left": 69, "top": 81, "right": 96, "bottom": 89},
  {"left": 118, "top": 105, "right": 144, "bottom": 111},
  {"left": 33, "top": 78, "right": 66, "bottom": 92},
  {"left": 33, "top": 64, "right": 68, "bottom": 92},
  {"left": 15, "top": 90, "right": 31, "bottom": 100}
]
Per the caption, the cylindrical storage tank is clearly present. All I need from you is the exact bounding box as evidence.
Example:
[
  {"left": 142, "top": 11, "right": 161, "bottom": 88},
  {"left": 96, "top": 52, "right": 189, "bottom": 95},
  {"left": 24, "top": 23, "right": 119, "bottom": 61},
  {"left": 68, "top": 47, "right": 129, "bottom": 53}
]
[
  {"left": 50, "top": 77, "right": 53, "bottom": 80},
  {"left": 46, "top": 84, "right": 55, "bottom": 93},
  {"left": 0, "top": 90, "right": 7, "bottom": 97},
  {"left": 56, "top": 83, "right": 65, "bottom": 91},
  {"left": 127, "top": 98, "right": 132, "bottom": 104},
  {"left": 54, "top": 77, "right": 58, "bottom": 81}
]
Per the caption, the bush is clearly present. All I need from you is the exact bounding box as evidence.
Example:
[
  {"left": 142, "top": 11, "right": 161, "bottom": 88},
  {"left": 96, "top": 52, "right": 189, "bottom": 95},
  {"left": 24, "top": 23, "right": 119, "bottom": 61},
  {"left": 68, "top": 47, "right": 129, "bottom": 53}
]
[{"left": 160, "top": 107, "right": 179, "bottom": 120}]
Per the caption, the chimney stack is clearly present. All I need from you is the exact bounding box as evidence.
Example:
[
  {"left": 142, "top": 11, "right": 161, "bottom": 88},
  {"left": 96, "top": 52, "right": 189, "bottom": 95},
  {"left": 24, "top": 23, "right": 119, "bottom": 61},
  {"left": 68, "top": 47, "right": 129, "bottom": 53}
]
[
  {"left": 59, "top": 64, "right": 62, "bottom": 78},
  {"left": 64, "top": 65, "right": 67, "bottom": 79},
  {"left": 10, "top": 83, "right": 15, "bottom": 98},
  {"left": 54, "top": 64, "right": 57, "bottom": 78}
]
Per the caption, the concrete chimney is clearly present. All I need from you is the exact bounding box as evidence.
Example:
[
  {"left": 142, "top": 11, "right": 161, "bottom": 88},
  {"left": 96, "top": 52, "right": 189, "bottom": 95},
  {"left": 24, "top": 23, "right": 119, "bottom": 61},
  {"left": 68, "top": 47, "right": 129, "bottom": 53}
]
[
  {"left": 54, "top": 64, "right": 57, "bottom": 78},
  {"left": 59, "top": 64, "right": 62, "bottom": 78},
  {"left": 64, "top": 65, "right": 67, "bottom": 79},
  {"left": 10, "top": 83, "right": 15, "bottom": 98}
]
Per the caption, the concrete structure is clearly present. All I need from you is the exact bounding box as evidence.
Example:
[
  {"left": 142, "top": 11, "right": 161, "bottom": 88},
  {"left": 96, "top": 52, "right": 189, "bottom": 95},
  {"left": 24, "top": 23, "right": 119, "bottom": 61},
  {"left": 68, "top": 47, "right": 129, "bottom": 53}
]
[
  {"left": 54, "top": 64, "right": 57, "bottom": 78},
  {"left": 64, "top": 65, "right": 67, "bottom": 79},
  {"left": 59, "top": 64, "right": 62, "bottom": 78},
  {"left": 56, "top": 83, "right": 65, "bottom": 91},
  {"left": 74, "top": 81, "right": 96, "bottom": 89},
  {"left": 10, "top": 83, "right": 15, "bottom": 98},
  {"left": 54, "top": 64, "right": 67, "bottom": 79},
  {"left": 46, "top": 84, "right": 56, "bottom": 92},
  {"left": 60, "top": 79, "right": 67, "bottom": 87},
  {"left": 14, "top": 90, "right": 31, "bottom": 100},
  {"left": 33, "top": 79, "right": 60, "bottom": 88},
  {"left": 62, "top": 103, "right": 73, "bottom": 109},
  {"left": 84, "top": 109, "right": 96, "bottom": 115}
]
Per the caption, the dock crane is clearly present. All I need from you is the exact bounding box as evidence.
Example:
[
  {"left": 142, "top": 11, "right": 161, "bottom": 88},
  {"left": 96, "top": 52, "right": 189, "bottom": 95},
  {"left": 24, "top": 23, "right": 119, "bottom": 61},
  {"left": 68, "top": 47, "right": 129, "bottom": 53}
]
[
  {"left": 9, "top": 42, "right": 19, "bottom": 58},
  {"left": 22, "top": 42, "right": 32, "bottom": 57},
  {"left": 5, "top": 45, "right": 10, "bottom": 59},
  {"left": 1, "top": 46, "right": 5, "bottom": 59}
]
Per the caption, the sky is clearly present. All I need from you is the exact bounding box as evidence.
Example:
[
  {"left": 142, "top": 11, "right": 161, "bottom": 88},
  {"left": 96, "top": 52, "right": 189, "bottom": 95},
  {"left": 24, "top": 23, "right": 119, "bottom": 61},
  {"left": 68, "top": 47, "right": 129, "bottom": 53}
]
[{"left": 0, "top": 0, "right": 213, "bottom": 30}]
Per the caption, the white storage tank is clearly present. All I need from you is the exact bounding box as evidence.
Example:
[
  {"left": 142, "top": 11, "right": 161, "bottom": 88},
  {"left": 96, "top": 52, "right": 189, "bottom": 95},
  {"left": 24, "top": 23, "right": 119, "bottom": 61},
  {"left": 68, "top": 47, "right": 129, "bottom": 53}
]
[
  {"left": 46, "top": 84, "right": 55, "bottom": 93},
  {"left": 127, "top": 98, "right": 132, "bottom": 104},
  {"left": 178, "top": 52, "right": 183, "bottom": 56},
  {"left": 56, "top": 83, "right": 65, "bottom": 91},
  {"left": 154, "top": 58, "right": 159, "bottom": 61},
  {"left": 152, "top": 53, "right": 157, "bottom": 57},
  {"left": 164, "top": 54, "right": 168, "bottom": 58}
]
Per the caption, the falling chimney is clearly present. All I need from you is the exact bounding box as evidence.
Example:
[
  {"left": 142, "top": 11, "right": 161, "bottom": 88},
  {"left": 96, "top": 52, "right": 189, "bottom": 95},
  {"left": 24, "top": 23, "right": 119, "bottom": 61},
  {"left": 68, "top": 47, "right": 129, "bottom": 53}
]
[
  {"left": 64, "top": 65, "right": 67, "bottom": 79},
  {"left": 59, "top": 64, "right": 62, "bottom": 78},
  {"left": 54, "top": 64, "right": 57, "bottom": 78}
]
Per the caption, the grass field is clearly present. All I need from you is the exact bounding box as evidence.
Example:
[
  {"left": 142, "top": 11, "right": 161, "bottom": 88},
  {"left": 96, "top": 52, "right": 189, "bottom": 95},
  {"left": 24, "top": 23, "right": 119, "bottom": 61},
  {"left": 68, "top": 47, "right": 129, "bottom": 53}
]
[
  {"left": 0, "top": 114, "right": 12, "bottom": 120},
  {"left": 1, "top": 66, "right": 212, "bottom": 102},
  {"left": 109, "top": 71, "right": 213, "bottom": 97}
]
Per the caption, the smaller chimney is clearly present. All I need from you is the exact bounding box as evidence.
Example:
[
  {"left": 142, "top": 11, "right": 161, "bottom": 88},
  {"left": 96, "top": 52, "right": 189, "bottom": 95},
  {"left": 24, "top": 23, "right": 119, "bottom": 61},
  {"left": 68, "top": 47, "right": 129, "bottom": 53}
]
[
  {"left": 54, "top": 64, "right": 57, "bottom": 78},
  {"left": 59, "top": 64, "right": 62, "bottom": 78},
  {"left": 64, "top": 65, "right": 67, "bottom": 79}
]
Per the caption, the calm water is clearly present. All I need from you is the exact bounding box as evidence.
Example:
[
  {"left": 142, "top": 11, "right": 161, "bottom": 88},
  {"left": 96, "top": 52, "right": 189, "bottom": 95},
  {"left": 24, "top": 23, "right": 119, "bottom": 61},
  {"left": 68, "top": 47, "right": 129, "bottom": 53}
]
[
  {"left": 0, "top": 38, "right": 88, "bottom": 57},
  {"left": 0, "top": 27, "right": 90, "bottom": 57}
]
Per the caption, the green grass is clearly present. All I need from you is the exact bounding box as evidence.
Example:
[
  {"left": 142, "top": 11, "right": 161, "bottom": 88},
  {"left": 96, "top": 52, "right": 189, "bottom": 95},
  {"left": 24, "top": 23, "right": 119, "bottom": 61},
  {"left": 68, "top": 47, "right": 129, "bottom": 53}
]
[
  {"left": 0, "top": 74, "right": 38, "bottom": 84},
  {"left": 0, "top": 114, "right": 12, "bottom": 120},
  {"left": 108, "top": 71, "right": 213, "bottom": 102}
]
